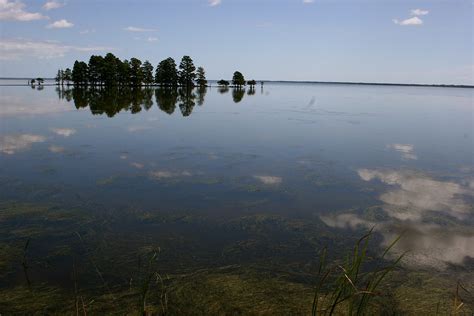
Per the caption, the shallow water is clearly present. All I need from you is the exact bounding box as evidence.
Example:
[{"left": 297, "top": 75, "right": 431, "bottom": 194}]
[{"left": 0, "top": 81, "right": 473, "bottom": 313}]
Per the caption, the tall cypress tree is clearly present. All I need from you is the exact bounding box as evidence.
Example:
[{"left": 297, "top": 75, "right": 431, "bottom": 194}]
[
  {"left": 88, "top": 55, "right": 104, "bottom": 85},
  {"left": 141, "top": 60, "right": 154, "bottom": 85},
  {"left": 55, "top": 69, "right": 61, "bottom": 85},
  {"left": 155, "top": 57, "right": 178, "bottom": 87},
  {"left": 72, "top": 61, "right": 88, "bottom": 85},
  {"left": 178, "top": 56, "right": 196, "bottom": 87},
  {"left": 196, "top": 66, "right": 207, "bottom": 87},
  {"left": 118, "top": 59, "right": 131, "bottom": 86},
  {"left": 130, "top": 58, "right": 143, "bottom": 86},
  {"left": 103, "top": 53, "right": 119, "bottom": 86}
]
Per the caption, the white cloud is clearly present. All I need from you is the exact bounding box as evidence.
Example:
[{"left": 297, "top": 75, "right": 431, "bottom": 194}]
[
  {"left": 411, "top": 8, "right": 429, "bottom": 16},
  {"left": 42, "top": 1, "right": 64, "bottom": 10},
  {"left": 47, "top": 19, "right": 73, "bottom": 28},
  {"left": 387, "top": 143, "right": 417, "bottom": 160},
  {"left": 0, "top": 134, "right": 46, "bottom": 154},
  {"left": 79, "top": 29, "right": 95, "bottom": 35},
  {"left": 303, "top": 0, "right": 314, "bottom": 3},
  {"left": 254, "top": 175, "right": 282, "bottom": 185},
  {"left": 208, "top": 0, "right": 221, "bottom": 6},
  {"left": 50, "top": 128, "right": 76, "bottom": 137},
  {"left": 124, "top": 26, "right": 157, "bottom": 32},
  {"left": 0, "top": 38, "right": 112, "bottom": 60},
  {"left": 0, "top": 0, "right": 48, "bottom": 21},
  {"left": 393, "top": 16, "right": 423, "bottom": 26},
  {"left": 133, "top": 36, "right": 159, "bottom": 43}
]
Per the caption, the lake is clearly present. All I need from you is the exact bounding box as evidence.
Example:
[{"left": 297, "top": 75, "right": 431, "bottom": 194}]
[{"left": 0, "top": 81, "right": 473, "bottom": 314}]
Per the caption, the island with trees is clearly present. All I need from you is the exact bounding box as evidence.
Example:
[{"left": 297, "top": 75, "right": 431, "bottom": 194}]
[
  {"left": 56, "top": 53, "right": 257, "bottom": 90},
  {"left": 56, "top": 53, "right": 210, "bottom": 88}
]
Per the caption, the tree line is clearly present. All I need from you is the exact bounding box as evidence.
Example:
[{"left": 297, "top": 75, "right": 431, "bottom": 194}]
[
  {"left": 56, "top": 53, "right": 259, "bottom": 89},
  {"left": 56, "top": 53, "right": 207, "bottom": 88}
]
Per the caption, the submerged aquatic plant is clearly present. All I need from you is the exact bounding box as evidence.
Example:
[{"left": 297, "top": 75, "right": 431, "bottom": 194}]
[
  {"left": 136, "top": 249, "right": 168, "bottom": 315},
  {"left": 312, "top": 229, "right": 404, "bottom": 315}
]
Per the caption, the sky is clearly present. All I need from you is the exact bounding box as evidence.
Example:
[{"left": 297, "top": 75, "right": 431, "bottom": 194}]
[{"left": 0, "top": 0, "right": 472, "bottom": 85}]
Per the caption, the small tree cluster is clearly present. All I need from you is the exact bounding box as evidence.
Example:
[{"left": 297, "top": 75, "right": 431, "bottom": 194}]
[
  {"left": 232, "top": 71, "right": 246, "bottom": 87},
  {"left": 218, "top": 71, "right": 251, "bottom": 87},
  {"left": 55, "top": 69, "right": 72, "bottom": 86},
  {"left": 217, "top": 79, "right": 230, "bottom": 86},
  {"left": 32, "top": 78, "right": 44, "bottom": 85},
  {"left": 247, "top": 80, "right": 257, "bottom": 86}
]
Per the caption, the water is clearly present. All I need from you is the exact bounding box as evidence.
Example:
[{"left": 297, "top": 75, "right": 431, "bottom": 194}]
[{"left": 0, "top": 81, "right": 473, "bottom": 313}]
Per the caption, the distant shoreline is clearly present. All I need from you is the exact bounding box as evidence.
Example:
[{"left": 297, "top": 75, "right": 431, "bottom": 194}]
[
  {"left": 268, "top": 80, "right": 474, "bottom": 89},
  {"left": 0, "top": 78, "right": 472, "bottom": 89}
]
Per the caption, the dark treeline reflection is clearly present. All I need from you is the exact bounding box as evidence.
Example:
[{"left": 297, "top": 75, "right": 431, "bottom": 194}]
[{"left": 56, "top": 85, "right": 255, "bottom": 117}]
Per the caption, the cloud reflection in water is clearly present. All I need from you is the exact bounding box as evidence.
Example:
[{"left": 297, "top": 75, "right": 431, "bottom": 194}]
[
  {"left": 387, "top": 143, "right": 417, "bottom": 160},
  {"left": 322, "top": 168, "right": 474, "bottom": 269},
  {"left": 0, "top": 134, "right": 46, "bottom": 154}
]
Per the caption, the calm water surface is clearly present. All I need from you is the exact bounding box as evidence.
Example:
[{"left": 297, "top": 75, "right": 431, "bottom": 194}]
[{"left": 0, "top": 81, "right": 473, "bottom": 313}]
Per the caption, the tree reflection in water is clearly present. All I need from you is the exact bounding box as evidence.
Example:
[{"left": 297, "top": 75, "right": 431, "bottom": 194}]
[
  {"left": 57, "top": 85, "right": 258, "bottom": 117},
  {"left": 232, "top": 87, "right": 245, "bottom": 103}
]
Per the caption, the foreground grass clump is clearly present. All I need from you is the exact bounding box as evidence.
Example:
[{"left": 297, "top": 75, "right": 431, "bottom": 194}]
[{"left": 312, "top": 229, "right": 404, "bottom": 315}]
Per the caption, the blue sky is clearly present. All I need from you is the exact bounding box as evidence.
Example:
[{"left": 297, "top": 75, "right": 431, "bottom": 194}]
[{"left": 0, "top": 0, "right": 472, "bottom": 84}]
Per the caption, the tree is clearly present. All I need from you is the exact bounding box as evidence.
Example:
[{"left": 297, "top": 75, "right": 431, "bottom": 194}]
[
  {"left": 118, "top": 59, "right": 131, "bottom": 86},
  {"left": 247, "top": 80, "right": 256, "bottom": 86},
  {"left": 30, "top": 79, "right": 36, "bottom": 85},
  {"left": 103, "top": 53, "right": 120, "bottom": 86},
  {"left": 196, "top": 66, "right": 207, "bottom": 87},
  {"left": 60, "top": 70, "right": 65, "bottom": 86},
  {"left": 141, "top": 60, "right": 154, "bottom": 85},
  {"left": 130, "top": 57, "right": 143, "bottom": 86},
  {"left": 72, "top": 61, "right": 88, "bottom": 85},
  {"left": 155, "top": 57, "right": 178, "bottom": 87},
  {"left": 232, "top": 71, "right": 245, "bottom": 87},
  {"left": 55, "top": 70, "right": 61, "bottom": 85},
  {"left": 64, "top": 68, "right": 72, "bottom": 85},
  {"left": 36, "top": 78, "right": 44, "bottom": 85},
  {"left": 217, "top": 79, "right": 229, "bottom": 86},
  {"left": 88, "top": 55, "right": 104, "bottom": 85},
  {"left": 178, "top": 56, "right": 196, "bottom": 87}
]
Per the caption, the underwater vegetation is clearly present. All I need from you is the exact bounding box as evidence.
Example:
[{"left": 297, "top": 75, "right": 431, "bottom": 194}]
[{"left": 0, "top": 201, "right": 472, "bottom": 314}]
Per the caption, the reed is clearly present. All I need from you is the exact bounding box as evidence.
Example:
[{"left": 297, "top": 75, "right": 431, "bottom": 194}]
[{"left": 312, "top": 228, "right": 405, "bottom": 315}]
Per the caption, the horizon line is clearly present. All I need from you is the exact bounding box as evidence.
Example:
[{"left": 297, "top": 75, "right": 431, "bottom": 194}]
[{"left": 0, "top": 77, "right": 472, "bottom": 88}]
